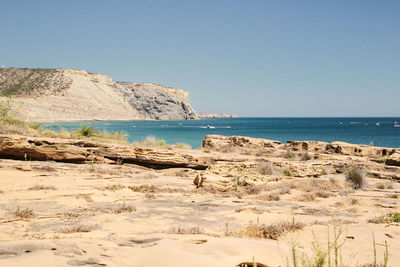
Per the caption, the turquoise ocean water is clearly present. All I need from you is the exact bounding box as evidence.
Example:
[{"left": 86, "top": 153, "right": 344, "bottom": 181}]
[{"left": 44, "top": 117, "right": 400, "bottom": 149}]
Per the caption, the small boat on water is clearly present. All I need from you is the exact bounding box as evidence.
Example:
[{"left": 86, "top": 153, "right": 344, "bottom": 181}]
[
  {"left": 376, "top": 122, "right": 380, "bottom": 126},
  {"left": 339, "top": 122, "right": 344, "bottom": 125},
  {"left": 395, "top": 123, "right": 400, "bottom": 128},
  {"left": 225, "top": 126, "right": 231, "bottom": 128}
]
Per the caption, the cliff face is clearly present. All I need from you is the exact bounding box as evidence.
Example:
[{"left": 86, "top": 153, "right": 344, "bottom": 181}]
[
  {"left": 118, "top": 83, "right": 197, "bottom": 120},
  {"left": 0, "top": 68, "right": 197, "bottom": 121}
]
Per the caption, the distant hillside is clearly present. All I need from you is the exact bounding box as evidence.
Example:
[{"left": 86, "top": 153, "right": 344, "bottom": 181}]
[{"left": 0, "top": 68, "right": 197, "bottom": 121}]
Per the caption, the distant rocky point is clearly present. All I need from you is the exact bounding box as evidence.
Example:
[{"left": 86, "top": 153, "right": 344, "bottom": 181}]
[
  {"left": 198, "top": 113, "right": 238, "bottom": 118},
  {"left": 0, "top": 68, "right": 197, "bottom": 121}
]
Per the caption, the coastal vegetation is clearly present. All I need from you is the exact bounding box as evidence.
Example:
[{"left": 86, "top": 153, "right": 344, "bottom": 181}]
[
  {"left": 0, "top": 99, "right": 130, "bottom": 143},
  {"left": 286, "top": 229, "right": 389, "bottom": 267},
  {"left": 0, "top": 97, "right": 193, "bottom": 148}
]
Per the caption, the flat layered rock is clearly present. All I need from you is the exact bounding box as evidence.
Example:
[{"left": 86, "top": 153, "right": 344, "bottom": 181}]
[{"left": 0, "top": 135, "right": 208, "bottom": 170}]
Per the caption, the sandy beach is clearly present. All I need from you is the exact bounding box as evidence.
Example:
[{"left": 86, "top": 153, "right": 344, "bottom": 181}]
[{"left": 0, "top": 134, "right": 399, "bottom": 266}]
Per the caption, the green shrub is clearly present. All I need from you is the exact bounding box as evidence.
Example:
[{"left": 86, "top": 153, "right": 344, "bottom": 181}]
[
  {"left": 29, "top": 122, "right": 43, "bottom": 130},
  {"left": 75, "top": 124, "right": 99, "bottom": 137},
  {"left": 283, "top": 168, "right": 294, "bottom": 176},
  {"left": 369, "top": 212, "right": 400, "bottom": 224}
]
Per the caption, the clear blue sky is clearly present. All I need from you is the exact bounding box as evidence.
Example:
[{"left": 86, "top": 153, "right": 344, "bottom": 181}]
[{"left": 1, "top": 0, "right": 399, "bottom": 117}]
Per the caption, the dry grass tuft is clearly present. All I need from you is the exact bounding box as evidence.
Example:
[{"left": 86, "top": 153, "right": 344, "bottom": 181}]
[
  {"left": 13, "top": 206, "right": 35, "bottom": 218},
  {"left": 0, "top": 123, "right": 27, "bottom": 135},
  {"left": 297, "top": 192, "right": 316, "bottom": 202},
  {"left": 277, "top": 186, "right": 291, "bottom": 194},
  {"left": 257, "top": 160, "right": 274, "bottom": 175},
  {"left": 328, "top": 218, "right": 356, "bottom": 225},
  {"left": 59, "top": 224, "right": 98, "bottom": 233},
  {"left": 376, "top": 182, "right": 386, "bottom": 189},
  {"left": 376, "top": 181, "right": 394, "bottom": 190},
  {"left": 241, "top": 185, "right": 263, "bottom": 195},
  {"left": 28, "top": 184, "right": 56, "bottom": 191},
  {"left": 74, "top": 193, "right": 93, "bottom": 202},
  {"left": 346, "top": 166, "right": 366, "bottom": 189},
  {"left": 128, "top": 184, "right": 157, "bottom": 193},
  {"left": 349, "top": 198, "right": 360, "bottom": 205},
  {"left": 284, "top": 149, "right": 296, "bottom": 159},
  {"left": 112, "top": 203, "right": 136, "bottom": 214},
  {"left": 300, "top": 151, "right": 311, "bottom": 161},
  {"left": 105, "top": 184, "right": 125, "bottom": 191},
  {"left": 32, "top": 164, "right": 58, "bottom": 172},
  {"left": 386, "top": 193, "right": 398, "bottom": 199},
  {"left": 240, "top": 219, "right": 304, "bottom": 240},
  {"left": 169, "top": 225, "right": 203, "bottom": 235},
  {"left": 135, "top": 136, "right": 166, "bottom": 147},
  {"left": 257, "top": 192, "right": 280, "bottom": 201},
  {"left": 171, "top": 143, "right": 192, "bottom": 150},
  {"left": 314, "top": 190, "right": 334, "bottom": 198}
]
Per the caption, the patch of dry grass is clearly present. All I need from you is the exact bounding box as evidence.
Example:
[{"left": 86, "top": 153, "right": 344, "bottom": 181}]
[
  {"left": 257, "top": 160, "right": 274, "bottom": 175},
  {"left": 284, "top": 149, "right": 296, "bottom": 159},
  {"left": 349, "top": 198, "right": 360, "bottom": 205},
  {"left": 105, "top": 184, "right": 125, "bottom": 191},
  {"left": 13, "top": 206, "right": 35, "bottom": 218},
  {"left": 257, "top": 192, "right": 280, "bottom": 201},
  {"left": 112, "top": 203, "right": 136, "bottom": 214},
  {"left": 168, "top": 225, "right": 203, "bottom": 235},
  {"left": 128, "top": 184, "right": 157, "bottom": 193},
  {"left": 74, "top": 193, "right": 93, "bottom": 202},
  {"left": 277, "top": 187, "right": 291, "bottom": 194},
  {"left": 240, "top": 219, "right": 304, "bottom": 240},
  {"left": 59, "top": 224, "right": 98, "bottom": 233},
  {"left": 32, "top": 164, "right": 58, "bottom": 172},
  {"left": 240, "top": 185, "right": 263, "bottom": 195},
  {"left": 63, "top": 203, "right": 136, "bottom": 218},
  {"left": 171, "top": 143, "right": 192, "bottom": 150},
  {"left": 297, "top": 192, "right": 316, "bottom": 202},
  {"left": 135, "top": 136, "right": 166, "bottom": 147},
  {"left": 0, "top": 122, "right": 27, "bottom": 135},
  {"left": 376, "top": 181, "right": 394, "bottom": 190},
  {"left": 346, "top": 165, "right": 366, "bottom": 189},
  {"left": 314, "top": 190, "right": 334, "bottom": 198},
  {"left": 300, "top": 151, "right": 311, "bottom": 161},
  {"left": 28, "top": 184, "right": 56, "bottom": 191},
  {"left": 386, "top": 193, "right": 398, "bottom": 199}
]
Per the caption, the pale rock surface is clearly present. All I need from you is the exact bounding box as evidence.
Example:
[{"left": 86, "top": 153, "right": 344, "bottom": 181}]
[{"left": 0, "top": 68, "right": 197, "bottom": 121}]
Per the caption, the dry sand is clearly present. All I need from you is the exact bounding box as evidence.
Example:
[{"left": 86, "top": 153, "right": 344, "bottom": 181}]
[{"left": 0, "top": 153, "right": 399, "bottom": 267}]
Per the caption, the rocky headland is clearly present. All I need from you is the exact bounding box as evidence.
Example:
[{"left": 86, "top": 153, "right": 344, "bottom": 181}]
[
  {"left": 0, "top": 133, "right": 399, "bottom": 266},
  {"left": 198, "top": 113, "right": 239, "bottom": 118},
  {"left": 0, "top": 68, "right": 197, "bottom": 121}
]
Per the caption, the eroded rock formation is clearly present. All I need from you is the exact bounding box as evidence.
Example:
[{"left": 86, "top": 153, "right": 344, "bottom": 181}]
[{"left": 0, "top": 135, "right": 207, "bottom": 170}]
